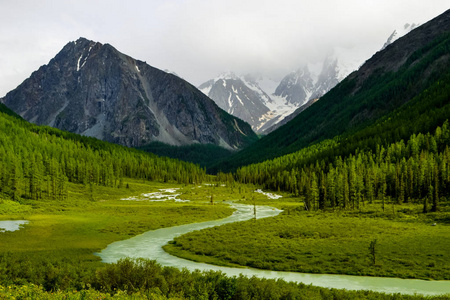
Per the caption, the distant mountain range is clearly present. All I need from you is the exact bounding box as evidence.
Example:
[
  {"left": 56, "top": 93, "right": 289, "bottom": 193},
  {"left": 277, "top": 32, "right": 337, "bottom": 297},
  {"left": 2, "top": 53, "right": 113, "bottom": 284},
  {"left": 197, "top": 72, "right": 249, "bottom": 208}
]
[
  {"left": 200, "top": 23, "right": 416, "bottom": 134},
  {"left": 214, "top": 9, "right": 450, "bottom": 171},
  {"left": 0, "top": 21, "right": 420, "bottom": 160},
  {"left": 0, "top": 38, "right": 257, "bottom": 150}
]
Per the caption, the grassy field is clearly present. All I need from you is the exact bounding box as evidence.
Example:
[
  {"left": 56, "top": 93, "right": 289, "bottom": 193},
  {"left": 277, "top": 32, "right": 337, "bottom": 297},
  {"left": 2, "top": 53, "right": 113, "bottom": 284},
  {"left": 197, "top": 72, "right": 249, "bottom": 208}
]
[
  {"left": 0, "top": 180, "right": 289, "bottom": 266},
  {"left": 164, "top": 197, "right": 450, "bottom": 280},
  {"left": 1, "top": 181, "right": 450, "bottom": 298},
  {"left": 0, "top": 179, "right": 239, "bottom": 287}
]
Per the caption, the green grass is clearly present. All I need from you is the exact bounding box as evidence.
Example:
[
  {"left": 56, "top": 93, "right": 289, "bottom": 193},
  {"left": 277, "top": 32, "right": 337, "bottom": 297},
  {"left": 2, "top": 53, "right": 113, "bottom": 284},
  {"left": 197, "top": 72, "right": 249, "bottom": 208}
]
[
  {"left": 164, "top": 200, "right": 450, "bottom": 280},
  {"left": 1, "top": 181, "right": 449, "bottom": 298},
  {"left": 0, "top": 179, "right": 234, "bottom": 284}
]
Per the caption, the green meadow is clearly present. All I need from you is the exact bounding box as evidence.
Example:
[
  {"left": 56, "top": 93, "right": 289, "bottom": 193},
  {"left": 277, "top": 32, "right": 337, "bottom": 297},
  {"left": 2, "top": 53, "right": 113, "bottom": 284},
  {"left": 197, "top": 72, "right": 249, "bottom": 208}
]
[
  {"left": 1, "top": 180, "right": 450, "bottom": 299},
  {"left": 165, "top": 199, "right": 450, "bottom": 280},
  {"left": 0, "top": 179, "right": 235, "bottom": 288}
]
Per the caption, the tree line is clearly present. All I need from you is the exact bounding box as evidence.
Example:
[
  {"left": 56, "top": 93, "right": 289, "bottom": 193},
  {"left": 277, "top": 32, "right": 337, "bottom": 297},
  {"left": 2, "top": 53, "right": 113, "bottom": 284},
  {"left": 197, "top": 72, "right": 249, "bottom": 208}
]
[
  {"left": 0, "top": 112, "right": 206, "bottom": 201},
  {"left": 237, "top": 120, "right": 450, "bottom": 211}
]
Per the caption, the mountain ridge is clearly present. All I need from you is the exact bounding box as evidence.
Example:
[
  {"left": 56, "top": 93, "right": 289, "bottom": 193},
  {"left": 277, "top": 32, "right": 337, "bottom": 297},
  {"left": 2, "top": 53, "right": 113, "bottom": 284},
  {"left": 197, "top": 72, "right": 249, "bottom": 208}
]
[
  {"left": 1, "top": 37, "right": 257, "bottom": 150},
  {"left": 213, "top": 9, "right": 450, "bottom": 172},
  {"left": 198, "top": 72, "right": 272, "bottom": 132}
]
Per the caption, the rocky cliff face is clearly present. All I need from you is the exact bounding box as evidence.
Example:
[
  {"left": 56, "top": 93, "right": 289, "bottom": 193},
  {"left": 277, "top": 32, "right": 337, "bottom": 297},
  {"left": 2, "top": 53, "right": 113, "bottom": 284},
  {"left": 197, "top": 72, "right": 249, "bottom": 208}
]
[
  {"left": 1, "top": 38, "right": 256, "bottom": 149},
  {"left": 198, "top": 73, "right": 273, "bottom": 132}
]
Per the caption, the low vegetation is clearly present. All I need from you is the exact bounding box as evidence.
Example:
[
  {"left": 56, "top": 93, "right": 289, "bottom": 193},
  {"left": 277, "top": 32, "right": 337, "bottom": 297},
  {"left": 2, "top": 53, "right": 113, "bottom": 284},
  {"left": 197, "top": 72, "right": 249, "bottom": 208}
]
[
  {"left": 2, "top": 258, "right": 449, "bottom": 300},
  {"left": 3, "top": 179, "right": 448, "bottom": 299},
  {"left": 165, "top": 201, "right": 450, "bottom": 280}
]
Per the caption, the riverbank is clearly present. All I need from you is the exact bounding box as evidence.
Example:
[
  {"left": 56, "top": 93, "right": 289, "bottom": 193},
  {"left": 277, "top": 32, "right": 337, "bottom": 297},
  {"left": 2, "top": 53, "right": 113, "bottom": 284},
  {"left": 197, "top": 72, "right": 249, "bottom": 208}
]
[
  {"left": 0, "top": 179, "right": 234, "bottom": 290},
  {"left": 98, "top": 201, "right": 450, "bottom": 296},
  {"left": 164, "top": 201, "right": 450, "bottom": 281},
  {"left": 1, "top": 181, "right": 449, "bottom": 298}
]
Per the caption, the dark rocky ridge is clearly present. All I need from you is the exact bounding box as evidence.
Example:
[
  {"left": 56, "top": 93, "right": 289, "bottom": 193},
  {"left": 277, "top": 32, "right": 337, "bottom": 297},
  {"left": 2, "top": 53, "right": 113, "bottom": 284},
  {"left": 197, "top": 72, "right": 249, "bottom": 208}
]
[
  {"left": 1, "top": 38, "right": 256, "bottom": 149},
  {"left": 352, "top": 10, "right": 450, "bottom": 85}
]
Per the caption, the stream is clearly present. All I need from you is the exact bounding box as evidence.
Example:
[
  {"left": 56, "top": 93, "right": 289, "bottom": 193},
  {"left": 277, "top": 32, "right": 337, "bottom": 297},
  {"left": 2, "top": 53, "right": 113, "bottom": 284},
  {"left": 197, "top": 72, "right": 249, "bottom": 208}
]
[
  {"left": 0, "top": 220, "right": 28, "bottom": 232},
  {"left": 97, "top": 202, "right": 450, "bottom": 296}
]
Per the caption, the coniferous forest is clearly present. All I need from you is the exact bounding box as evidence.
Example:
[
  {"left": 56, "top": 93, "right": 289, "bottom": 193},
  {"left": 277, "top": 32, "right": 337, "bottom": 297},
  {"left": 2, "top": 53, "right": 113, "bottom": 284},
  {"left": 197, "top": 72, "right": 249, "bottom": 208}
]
[{"left": 0, "top": 107, "right": 205, "bottom": 202}]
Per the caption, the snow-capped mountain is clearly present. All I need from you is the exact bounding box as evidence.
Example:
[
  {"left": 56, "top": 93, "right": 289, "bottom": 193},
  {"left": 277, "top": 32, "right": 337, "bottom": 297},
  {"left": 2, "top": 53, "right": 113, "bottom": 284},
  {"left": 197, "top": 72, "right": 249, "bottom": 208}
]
[
  {"left": 199, "top": 23, "right": 418, "bottom": 135},
  {"left": 198, "top": 72, "right": 274, "bottom": 132},
  {"left": 273, "top": 66, "right": 315, "bottom": 106},
  {"left": 274, "top": 47, "right": 364, "bottom": 109}
]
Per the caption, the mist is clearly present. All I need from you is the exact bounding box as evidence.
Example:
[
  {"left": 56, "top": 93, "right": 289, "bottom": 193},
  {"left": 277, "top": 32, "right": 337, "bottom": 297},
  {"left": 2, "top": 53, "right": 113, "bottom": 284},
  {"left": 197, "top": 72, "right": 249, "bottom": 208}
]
[{"left": 0, "top": 0, "right": 449, "bottom": 96}]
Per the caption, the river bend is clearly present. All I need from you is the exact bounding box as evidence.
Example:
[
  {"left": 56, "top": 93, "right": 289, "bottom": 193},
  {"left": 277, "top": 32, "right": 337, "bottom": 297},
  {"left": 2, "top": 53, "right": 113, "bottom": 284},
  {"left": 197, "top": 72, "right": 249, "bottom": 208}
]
[{"left": 97, "top": 203, "right": 450, "bottom": 296}]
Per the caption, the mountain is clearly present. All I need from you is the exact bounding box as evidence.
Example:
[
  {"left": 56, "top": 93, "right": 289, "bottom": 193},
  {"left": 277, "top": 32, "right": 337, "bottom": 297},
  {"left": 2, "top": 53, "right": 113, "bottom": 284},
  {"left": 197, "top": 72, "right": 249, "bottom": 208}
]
[
  {"left": 199, "top": 46, "right": 366, "bottom": 134},
  {"left": 214, "top": 9, "right": 450, "bottom": 171},
  {"left": 198, "top": 73, "right": 272, "bottom": 132},
  {"left": 261, "top": 97, "right": 318, "bottom": 134},
  {"left": 0, "top": 38, "right": 256, "bottom": 150},
  {"left": 273, "top": 66, "right": 315, "bottom": 106},
  {"left": 262, "top": 22, "right": 418, "bottom": 134},
  {"left": 381, "top": 23, "right": 418, "bottom": 50},
  {"left": 273, "top": 48, "right": 363, "bottom": 108}
]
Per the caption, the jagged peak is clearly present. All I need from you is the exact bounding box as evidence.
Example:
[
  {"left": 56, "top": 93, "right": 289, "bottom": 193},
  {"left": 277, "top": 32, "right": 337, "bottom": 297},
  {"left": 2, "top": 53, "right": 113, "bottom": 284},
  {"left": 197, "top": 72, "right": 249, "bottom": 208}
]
[
  {"left": 74, "top": 37, "right": 91, "bottom": 44},
  {"left": 217, "top": 71, "right": 240, "bottom": 81},
  {"left": 71, "top": 37, "right": 102, "bottom": 48}
]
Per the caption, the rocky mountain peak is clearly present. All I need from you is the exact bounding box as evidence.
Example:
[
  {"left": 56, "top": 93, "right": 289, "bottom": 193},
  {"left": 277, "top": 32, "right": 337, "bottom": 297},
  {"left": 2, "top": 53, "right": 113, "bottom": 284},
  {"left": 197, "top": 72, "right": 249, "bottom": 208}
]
[
  {"left": 1, "top": 37, "right": 256, "bottom": 149},
  {"left": 198, "top": 73, "right": 272, "bottom": 132},
  {"left": 274, "top": 66, "right": 315, "bottom": 106}
]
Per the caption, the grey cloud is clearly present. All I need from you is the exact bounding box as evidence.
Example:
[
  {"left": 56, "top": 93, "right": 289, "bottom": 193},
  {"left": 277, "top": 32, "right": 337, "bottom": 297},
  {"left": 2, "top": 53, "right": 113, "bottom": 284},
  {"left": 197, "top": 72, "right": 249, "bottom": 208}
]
[{"left": 0, "top": 0, "right": 449, "bottom": 96}]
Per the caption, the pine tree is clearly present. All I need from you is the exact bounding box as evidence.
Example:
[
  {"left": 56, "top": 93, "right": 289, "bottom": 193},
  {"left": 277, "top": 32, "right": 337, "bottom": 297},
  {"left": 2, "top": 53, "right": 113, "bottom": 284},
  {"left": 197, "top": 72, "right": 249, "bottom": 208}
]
[{"left": 431, "top": 166, "right": 439, "bottom": 212}]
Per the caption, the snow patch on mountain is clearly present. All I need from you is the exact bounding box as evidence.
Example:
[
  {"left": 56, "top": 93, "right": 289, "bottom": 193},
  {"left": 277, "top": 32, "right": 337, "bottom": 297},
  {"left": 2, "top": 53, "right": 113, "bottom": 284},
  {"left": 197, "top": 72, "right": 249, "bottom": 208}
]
[{"left": 199, "top": 73, "right": 275, "bottom": 132}]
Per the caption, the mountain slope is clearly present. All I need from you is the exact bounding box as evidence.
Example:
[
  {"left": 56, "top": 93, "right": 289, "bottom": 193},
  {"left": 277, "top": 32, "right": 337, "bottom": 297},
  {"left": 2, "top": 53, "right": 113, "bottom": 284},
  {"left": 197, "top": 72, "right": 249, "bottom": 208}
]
[
  {"left": 0, "top": 102, "right": 21, "bottom": 120},
  {"left": 262, "top": 98, "right": 318, "bottom": 134},
  {"left": 274, "top": 66, "right": 315, "bottom": 106},
  {"left": 214, "top": 9, "right": 450, "bottom": 171},
  {"left": 1, "top": 38, "right": 256, "bottom": 149},
  {"left": 0, "top": 107, "right": 206, "bottom": 201},
  {"left": 381, "top": 23, "right": 418, "bottom": 50},
  {"left": 198, "top": 73, "right": 272, "bottom": 132},
  {"left": 271, "top": 23, "right": 416, "bottom": 116}
]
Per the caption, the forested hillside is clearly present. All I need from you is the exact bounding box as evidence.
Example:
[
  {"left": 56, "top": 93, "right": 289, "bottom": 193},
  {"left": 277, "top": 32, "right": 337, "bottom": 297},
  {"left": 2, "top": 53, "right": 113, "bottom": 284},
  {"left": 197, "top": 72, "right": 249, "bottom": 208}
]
[
  {"left": 0, "top": 109, "right": 205, "bottom": 201},
  {"left": 237, "top": 120, "right": 450, "bottom": 211},
  {"left": 215, "top": 10, "right": 450, "bottom": 172},
  {"left": 232, "top": 15, "right": 450, "bottom": 211},
  {"left": 0, "top": 102, "right": 21, "bottom": 119},
  {"left": 138, "top": 142, "right": 234, "bottom": 168}
]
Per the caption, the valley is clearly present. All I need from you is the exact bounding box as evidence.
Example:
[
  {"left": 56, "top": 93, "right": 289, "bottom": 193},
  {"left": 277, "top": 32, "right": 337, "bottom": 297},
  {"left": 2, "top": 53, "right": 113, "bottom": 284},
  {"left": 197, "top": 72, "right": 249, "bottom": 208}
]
[
  {"left": 2, "top": 180, "right": 449, "bottom": 299},
  {"left": 0, "top": 6, "right": 450, "bottom": 300}
]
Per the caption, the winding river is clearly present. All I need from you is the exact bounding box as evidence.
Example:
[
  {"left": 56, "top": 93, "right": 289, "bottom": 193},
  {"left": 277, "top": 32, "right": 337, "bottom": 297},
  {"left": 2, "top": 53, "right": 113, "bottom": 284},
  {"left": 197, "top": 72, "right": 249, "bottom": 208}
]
[{"left": 97, "top": 203, "right": 450, "bottom": 296}]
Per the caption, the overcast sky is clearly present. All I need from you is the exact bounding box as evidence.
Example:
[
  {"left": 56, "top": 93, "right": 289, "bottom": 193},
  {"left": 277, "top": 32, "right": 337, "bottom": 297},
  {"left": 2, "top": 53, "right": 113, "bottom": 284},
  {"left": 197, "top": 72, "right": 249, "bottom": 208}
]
[{"left": 0, "top": 1, "right": 448, "bottom": 97}]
